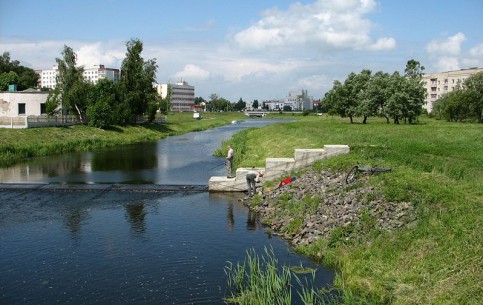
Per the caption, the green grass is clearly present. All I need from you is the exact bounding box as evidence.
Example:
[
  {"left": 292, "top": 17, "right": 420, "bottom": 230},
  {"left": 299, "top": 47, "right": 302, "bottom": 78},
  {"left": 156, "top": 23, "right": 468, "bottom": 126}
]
[
  {"left": 222, "top": 114, "right": 483, "bottom": 304},
  {"left": 0, "top": 112, "right": 245, "bottom": 166}
]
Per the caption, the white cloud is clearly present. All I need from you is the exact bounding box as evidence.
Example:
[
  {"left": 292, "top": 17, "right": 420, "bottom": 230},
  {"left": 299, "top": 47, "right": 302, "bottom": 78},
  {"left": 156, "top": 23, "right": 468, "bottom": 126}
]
[
  {"left": 425, "top": 33, "right": 468, "bottom": 71},
  {"left": 233, "top": 0, "right": 395, "bottom": 52},
  {"left": 175, "top": 64, "right": 210, "bottom": 80},
  {"left": 295, "top": 74, "right": 330, "bottom": 93},
  {"left": 433, "top": 56, "right": 460, "bottom": 72},
  {"left": 469, "top": 43, "right": 483, "bottom": 57},
  {"left": 76, "top": 42, "right": 124, "bottom": 68},
  {"left": 426, "top": 32, "right": 466, "bottom": 56}
]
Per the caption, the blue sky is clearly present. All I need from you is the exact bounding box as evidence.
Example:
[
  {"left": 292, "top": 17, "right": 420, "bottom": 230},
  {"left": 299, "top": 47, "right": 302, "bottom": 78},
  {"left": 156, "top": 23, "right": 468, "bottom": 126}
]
[{"left": 1, "top": 0, "right": 482, "bottom": 102}]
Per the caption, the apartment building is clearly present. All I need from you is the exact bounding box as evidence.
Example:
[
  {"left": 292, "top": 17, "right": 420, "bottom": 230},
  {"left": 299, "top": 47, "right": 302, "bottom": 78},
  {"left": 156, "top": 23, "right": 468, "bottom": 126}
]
[
  {"left": 156, "top": 81, "right": 195, "bottom": 112},
  {"left": 422, "top": 67, "right": 483, "bottom": 112},
  {"left": 39, "top": 64, "right": 120, "bottom": 89}
]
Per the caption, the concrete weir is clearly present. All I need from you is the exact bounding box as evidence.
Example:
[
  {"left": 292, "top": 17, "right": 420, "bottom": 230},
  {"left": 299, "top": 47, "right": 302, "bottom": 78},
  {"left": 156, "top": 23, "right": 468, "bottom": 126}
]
[
  {"left": 0, "top": 184, "right": 209, "bottom": 192},
  {"left": 208, "top": 145, "right": 350, "bottom": 192}
]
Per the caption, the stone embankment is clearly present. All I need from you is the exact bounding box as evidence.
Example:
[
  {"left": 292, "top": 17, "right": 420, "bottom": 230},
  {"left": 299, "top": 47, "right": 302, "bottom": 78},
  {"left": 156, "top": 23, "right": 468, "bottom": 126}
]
[{"left": 248, "top": 167, "right": 417, "bottom": 247}]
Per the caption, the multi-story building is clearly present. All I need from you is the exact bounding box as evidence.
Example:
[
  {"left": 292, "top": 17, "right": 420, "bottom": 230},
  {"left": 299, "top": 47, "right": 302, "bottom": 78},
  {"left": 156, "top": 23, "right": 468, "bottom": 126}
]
[
  {"left": 262, "top": 89, "right": 313, "bottom": 111},
  {"left": 156, "top": 81, "right": 195, "bottom": 112},
  {"left": 39, "top": 64, "right": 120, "bottom": 89},
  {"left": 422, "top": 67, "right": 483, "bottom": 113}
]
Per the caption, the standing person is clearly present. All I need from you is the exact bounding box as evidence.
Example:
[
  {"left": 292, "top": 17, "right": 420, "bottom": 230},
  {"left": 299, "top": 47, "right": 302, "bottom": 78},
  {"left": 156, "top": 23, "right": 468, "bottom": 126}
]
[
  {"left": 226, "top": 145, "right": 235, "bottom": 178},
  {"left": 246, "top": 170, "right": 264, "bottom": 198}
]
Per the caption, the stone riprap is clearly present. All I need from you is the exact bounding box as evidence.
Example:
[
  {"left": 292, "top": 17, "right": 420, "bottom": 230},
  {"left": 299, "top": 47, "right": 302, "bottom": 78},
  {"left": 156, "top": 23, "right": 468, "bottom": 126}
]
[{"left": 248, "top": 167, "right": 417, "bottom": 247}]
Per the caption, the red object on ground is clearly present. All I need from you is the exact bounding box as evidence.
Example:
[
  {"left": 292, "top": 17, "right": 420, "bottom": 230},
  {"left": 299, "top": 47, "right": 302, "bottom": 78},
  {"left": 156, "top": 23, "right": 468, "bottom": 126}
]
[{"left": 278, "top": 176, "right": 296, "bottom": 188}]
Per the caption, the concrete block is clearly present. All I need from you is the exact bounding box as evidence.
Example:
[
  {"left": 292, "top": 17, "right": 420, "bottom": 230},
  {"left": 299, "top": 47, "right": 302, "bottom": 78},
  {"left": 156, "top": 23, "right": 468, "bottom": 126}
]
[
  {"left": 208, "top": 176, "right": 236, "bottom": 191},
  {"left": 323, "top": 145, "right": 350, "bottom": 157},
  {"left": 265, "top": 157, "right": 295, "bottom": 179},
  {"left": 294, "top": 149, "right": 327, "bottom": 168}
]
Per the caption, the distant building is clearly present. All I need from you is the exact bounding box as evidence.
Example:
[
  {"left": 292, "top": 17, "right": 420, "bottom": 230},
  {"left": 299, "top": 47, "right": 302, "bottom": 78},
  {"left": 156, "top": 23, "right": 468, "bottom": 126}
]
[
  {"left": 263, "top": 89, "right": 313, "bottom": 111},
  {"left": 422, "top": 67, "right": 483, "bottom": 112},
  {"left": 39, "top": 64, "right": 120, "bottom": 89},
  {"left": 156, "top": 81, "right": 195, "bottom": 112}
]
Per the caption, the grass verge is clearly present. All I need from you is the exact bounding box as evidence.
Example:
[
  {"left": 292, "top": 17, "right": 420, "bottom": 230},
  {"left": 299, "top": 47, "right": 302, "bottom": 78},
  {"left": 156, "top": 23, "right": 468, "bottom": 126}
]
[{"left": 222, "top": 114, "right": 482, "bottom": 304}]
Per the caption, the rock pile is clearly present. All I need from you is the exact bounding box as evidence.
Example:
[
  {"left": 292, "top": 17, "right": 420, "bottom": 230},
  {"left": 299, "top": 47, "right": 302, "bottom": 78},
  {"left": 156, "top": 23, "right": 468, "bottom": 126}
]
[{"left": 249, "top": 167, "right": 417, "bottom": 247}]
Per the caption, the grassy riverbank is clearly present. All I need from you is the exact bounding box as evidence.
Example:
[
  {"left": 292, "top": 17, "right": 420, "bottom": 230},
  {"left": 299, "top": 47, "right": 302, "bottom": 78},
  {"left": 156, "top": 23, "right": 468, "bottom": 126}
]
[
  {"left": 224, "top": 114, "right": 482, "bottom": 304},
  {"left": 0, "top": 112, "right": 245, "bottom": 166}
]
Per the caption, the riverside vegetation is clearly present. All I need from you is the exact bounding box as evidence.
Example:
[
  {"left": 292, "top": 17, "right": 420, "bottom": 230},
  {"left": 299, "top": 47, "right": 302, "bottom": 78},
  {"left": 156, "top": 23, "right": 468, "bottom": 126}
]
[
  {"left": 219, "top": 114, "right": 482, "bottom": 305},
  {"left": 0, "top": 112, "right": 245, "bottom": 166}
]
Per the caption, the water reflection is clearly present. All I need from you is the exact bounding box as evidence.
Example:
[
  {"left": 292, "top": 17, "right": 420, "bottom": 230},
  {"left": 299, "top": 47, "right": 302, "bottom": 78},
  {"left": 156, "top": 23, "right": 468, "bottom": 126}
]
[{"left": 125, "top": 202, "right": 147, "bottom": 234}]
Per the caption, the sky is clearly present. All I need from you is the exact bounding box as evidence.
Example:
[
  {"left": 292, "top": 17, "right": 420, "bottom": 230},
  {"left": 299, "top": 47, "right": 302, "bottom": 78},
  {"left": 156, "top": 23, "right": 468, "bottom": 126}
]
[{"left": 1, "top": 0, "right": 482, "bottom": 102}]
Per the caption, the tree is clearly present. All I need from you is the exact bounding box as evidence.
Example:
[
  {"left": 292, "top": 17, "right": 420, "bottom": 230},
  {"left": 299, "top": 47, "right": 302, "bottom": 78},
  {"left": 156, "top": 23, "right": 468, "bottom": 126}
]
[
  {"left": 56, "top": 45, "right": 88, "bottom": 121},
  {"left": 87, "top": 95, "right": 115, "bottom": 129},
  {"left": 351, "top": 69, "right": 372, "bottom": 123},
  {"left": 120, "top": 38, "right": 158, "bottom": 123},
  {"left": 464, "top": 72, "right": 483, "bottom": 123},
  {"left": 0, "top": 52, "right": 39, "bottom": 90},
  {"left": 234, "top": 98, "right": 246, "bottom": 111},
  {"left": 252, "top": 100, "right": 259, "bottom": 109},
  {"left": 365, "top": 71, "right": 392, "bottom": 123},
  {"left": 45, "top": 87, "right": 61, "bottom": 116},
  {"left": 404, "top": 59, "right": 425, "bottom": 79},
  {"left": 0, "top": 71, "right": 18, "bottom": 91},
  {"left": 159, "top": 85, "right": 172, "bottom": 114}
]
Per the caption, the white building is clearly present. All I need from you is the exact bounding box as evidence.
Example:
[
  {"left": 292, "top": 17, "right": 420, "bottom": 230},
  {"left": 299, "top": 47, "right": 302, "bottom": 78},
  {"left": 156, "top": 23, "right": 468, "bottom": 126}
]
[
  {"left": 40, "top": 64, "right": 120, "bottom": 89},
  {"left": 422, "top": 67, "right": 483, "bottom": 113},
  {"left": 263, "top": 90, "right": 313, "bottom": 111},
  {"left": 0, "top": 90, "right": 49, "bottom": 117},
  {"left": 156, "top": 81, "right": 195, "bottom": 112}
]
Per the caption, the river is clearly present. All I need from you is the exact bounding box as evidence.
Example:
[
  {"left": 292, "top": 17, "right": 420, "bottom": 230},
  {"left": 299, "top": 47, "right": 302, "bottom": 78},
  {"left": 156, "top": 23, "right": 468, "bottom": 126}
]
[{"left": 0, "top": 119, "right": 334, "bottom": 304}]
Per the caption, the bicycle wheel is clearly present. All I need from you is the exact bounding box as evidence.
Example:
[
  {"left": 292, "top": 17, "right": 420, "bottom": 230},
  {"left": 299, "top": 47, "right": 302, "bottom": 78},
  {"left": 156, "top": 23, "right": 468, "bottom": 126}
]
[{"left": 345, "top": 166, "right": 359, "bottom": 184}]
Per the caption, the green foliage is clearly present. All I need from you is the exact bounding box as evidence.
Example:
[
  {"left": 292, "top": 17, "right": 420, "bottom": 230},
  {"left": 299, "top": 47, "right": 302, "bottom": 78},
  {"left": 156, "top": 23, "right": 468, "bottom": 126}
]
[
  {"left": 0, "top": 52, "right": 39, "bottom": 90},
  {"left": 208, "top": 93, "right": 232, "bottom": 112},
  {"left": 225, "top": 247, "right": 336, "bottom": 305},
  {"left": 0, "top": 71, "right": 18, "bottom": 91},
  {"left": 434, "top": 71, "right": 483, "bottom": 123},
  {"left": 324, "top": 60, "right": 426, "bottom": 124},
  {"left": 234, "top": 98, "right": 246, "bottom": 111},
  {"left": 87, "top": 96, "right": 114, "bottom": 129},
  {"left": 45, "top": 87, "right": 61, "bottom": 115},
  {"left": 120, "top": 38, "right": 158, "bottom": 121},
  {"left": 56, "top": 45, "right": 88, "bottom": 121}
]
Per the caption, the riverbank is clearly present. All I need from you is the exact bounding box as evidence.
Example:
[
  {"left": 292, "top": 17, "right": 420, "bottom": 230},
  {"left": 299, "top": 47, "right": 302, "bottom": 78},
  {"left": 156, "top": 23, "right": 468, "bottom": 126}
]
[
  {"left": 226, "top": 115, "right": 482, "bottom": 304},
  {"left": 0, "top": 112, "right": 245, "bottom": 166}
]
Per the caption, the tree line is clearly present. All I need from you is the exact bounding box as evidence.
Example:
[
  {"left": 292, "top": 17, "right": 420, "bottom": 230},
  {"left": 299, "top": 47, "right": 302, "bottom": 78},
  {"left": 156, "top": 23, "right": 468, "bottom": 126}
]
[{"left": 320, "top": 60, "right": 427, "bottom": 124}]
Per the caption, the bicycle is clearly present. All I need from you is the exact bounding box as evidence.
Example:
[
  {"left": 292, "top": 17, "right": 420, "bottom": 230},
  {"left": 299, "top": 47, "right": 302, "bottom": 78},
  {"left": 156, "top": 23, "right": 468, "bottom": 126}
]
[{"left": 345, "top": 165, "right": 392, "bottom": 184}]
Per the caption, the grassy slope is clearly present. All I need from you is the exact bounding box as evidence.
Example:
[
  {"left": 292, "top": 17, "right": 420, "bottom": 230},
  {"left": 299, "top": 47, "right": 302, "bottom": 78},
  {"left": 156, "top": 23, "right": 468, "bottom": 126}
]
[
  {"left": 0, "top": 112, "right": 245, "bottom": 166},
  {"left": 228, "top": 114, "right": 482, "bottom": 304}
]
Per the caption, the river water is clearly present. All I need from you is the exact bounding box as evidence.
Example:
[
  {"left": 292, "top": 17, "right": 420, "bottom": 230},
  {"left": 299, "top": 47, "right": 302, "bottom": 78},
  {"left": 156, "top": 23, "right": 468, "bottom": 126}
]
[{"left": 0, "top": 119, "right": 334, "bottom": 304}]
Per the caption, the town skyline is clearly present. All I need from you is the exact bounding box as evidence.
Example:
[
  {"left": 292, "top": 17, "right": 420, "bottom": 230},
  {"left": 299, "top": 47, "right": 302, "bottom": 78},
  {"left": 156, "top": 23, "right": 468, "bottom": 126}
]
[{"left": 1, "top": 0, "right": 482, "bottom": 102}]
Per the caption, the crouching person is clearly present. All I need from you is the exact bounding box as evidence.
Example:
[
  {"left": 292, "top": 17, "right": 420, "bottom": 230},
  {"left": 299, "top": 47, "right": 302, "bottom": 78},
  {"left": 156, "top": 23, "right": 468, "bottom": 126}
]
[{"left": 246, "top": 170, "right": 264, "bottom": 198}]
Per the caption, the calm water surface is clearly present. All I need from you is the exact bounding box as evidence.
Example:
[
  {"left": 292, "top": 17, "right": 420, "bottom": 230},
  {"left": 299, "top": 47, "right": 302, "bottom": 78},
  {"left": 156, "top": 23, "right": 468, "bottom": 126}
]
[{"left": 0, "top": 119, "right": 334, "bottom": 304}]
